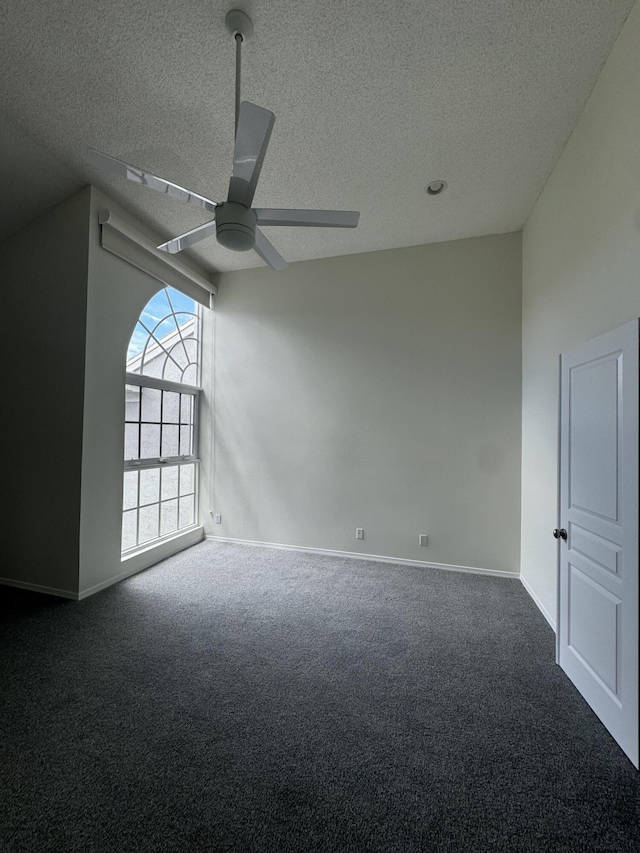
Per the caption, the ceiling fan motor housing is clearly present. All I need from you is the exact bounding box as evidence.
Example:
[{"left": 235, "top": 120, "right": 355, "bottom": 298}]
[{"left": 215, "top": 202, "right": 256, "bottom": 251}]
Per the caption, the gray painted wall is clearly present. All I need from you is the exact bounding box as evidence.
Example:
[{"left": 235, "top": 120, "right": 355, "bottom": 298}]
[
  {"left": 1, "top": 189, "right": 90, "bottom": 595},
  {"left": 0, "top": 185, "right": 206, "bottom": 598},
  {"left": 78, "top": 186, "right": 204, "bottom": 597},
  {"left": 521, "top": 1, "right": 640, "bottom": 624},
  {"left": 204, "top": 232, "right": 522, "bottom": 574}
]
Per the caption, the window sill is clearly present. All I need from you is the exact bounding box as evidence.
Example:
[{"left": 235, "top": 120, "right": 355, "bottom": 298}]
[{"left": 121, "top": 525, "right": 203, "bottom": 564}]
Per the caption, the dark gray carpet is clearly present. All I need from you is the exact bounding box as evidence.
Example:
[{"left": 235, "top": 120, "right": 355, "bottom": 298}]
[{"left": 1, "top": 541, "right": 638, "bottom": 852}]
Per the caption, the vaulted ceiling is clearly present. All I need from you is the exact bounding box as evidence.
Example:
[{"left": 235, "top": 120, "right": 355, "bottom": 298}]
[{"left": 0, "top": 1, "right": 635, "bottom": 272}]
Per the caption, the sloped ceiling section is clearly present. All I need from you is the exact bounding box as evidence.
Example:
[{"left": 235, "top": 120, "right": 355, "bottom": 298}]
[{"left": 0, "top": 0, "right": 634, "bottom": 272}]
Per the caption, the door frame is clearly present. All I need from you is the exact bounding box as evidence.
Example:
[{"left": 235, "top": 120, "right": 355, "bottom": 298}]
[{"left": 556, "top": 319, "right": 639, "bottom": 768}]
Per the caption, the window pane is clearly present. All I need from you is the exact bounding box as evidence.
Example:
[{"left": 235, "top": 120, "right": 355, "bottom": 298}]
[
  {"left": 163, "top": 391, "right": 180, "bottom": 423},
  {"left": 125, "top": 385, "right": 140, "bottom": 421},
  {"left": 138, "top": 504, "right": 159, "bottom": 545},
  {"left": 152, "top": 316, "right": 177, "bottom": 342},
  {"left": 160, "top": 499, "right": 178, "bottom": 536},
  {"left": 174, "top": 312, "right": 196, "bottom": 328},
  {"left": 168, "top": 345, "right": 188, "bottom": 370},
  {"left": 161, "top": 466, "right": 179, "bottom": 501},
  {"left": 182, "top": 364, "right": 198, "bottom": 386},
  {"left": 127, "top": 323, "right": 150, "bottom": 367},
  {"left": 180, "top": 395, "right": 192, "bottom": 425},
  {"left": 180, "top": 463, "right": 195, "bottom": 495},
  {"left": 179, "top": 494, "right": 195, "bottom": 528},
  {"left": 123, "top": 287, "right": 200, "bottom": 557},
  {"left": 127, "top": 289, "right": 199, "bottom": 382},
  {"left": 139, "top": 468, "right": 160, "bottom": 506},
  {"left": 141, "top": 387, "right": 162, "bottom": 422},
  {"left": 182, "top": 337, "right": 197, "bottom": 363},
  {"left": 162, "top": 359, "right": 183, "bottom": 383},
  {"left": 143, "top": 355, "right": 164, "bottom": 379},
  {"left": 179, "top": 426, "right": 191, "bottom": 456},
  {"left": 124, "top": 424, "right": 140, "bottom": 460},
  {"left": 123, "top": 470, "right": 138, "bottom": 510},
  {"left": 161, "top": 424, "right": 179, "bottom": 457},
  {"left": 122, "top": 510, "right": 137, "bottom": 551},
  {"left": 140, "top": 424, "right": 160, "bottom": 458}
]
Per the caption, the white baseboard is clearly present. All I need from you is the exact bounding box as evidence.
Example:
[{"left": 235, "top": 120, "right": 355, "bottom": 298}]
[
  {"left": 78, "top": 526, "right": 204, "bottom": 599},
  {"left": 205, "top": 535, "right": 519, "bottom": 579},
  {"left": 0, "top": 577, "right": 78, "bottom": 600},
  {"left": 520, "top": 575, "right": 556, "bottom": 632}
]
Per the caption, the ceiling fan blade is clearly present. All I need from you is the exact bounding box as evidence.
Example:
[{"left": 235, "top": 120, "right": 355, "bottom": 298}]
[
  {"left": 227, "top": 102, "right": 275, "bottom": 208},
  {"left": 254, "top": 209, "right": 360, "bottom": 228},
  {"left": 157, "top": 219, "right": 217, "bottom": 254},
  {"left": 254, "top": 228, "right": 288, "bottom": 271},
  {"left": 87, "top": 148, "right": 219, "bottom": 213}
]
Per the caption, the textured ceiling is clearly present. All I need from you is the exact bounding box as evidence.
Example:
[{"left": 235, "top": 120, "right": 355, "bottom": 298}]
[{"left": 0, "top": 0, "right": 635, "bottom": 273}]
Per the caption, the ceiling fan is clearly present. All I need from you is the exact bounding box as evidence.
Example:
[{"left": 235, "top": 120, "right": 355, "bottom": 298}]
[{"left": 87, "top": 9, "right": 359, "bottom": 271}]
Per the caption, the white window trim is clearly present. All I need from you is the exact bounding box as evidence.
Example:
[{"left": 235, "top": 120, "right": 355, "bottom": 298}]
[
  {"left": 125, "top": 371, "right": 201, "bottom": 395},
  {"left": 122, "top": 284, "right": 205, "bottom": 555}
]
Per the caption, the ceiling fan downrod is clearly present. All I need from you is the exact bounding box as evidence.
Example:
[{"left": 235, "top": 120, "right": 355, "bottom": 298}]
[{"left": 225, "top": 9, "right": 254, "bottom": 135}]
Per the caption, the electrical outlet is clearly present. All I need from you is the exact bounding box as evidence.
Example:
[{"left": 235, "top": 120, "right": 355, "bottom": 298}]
[
  {"left": 215, "top": 514, "right": 222, "bottom": 524},
  {"left": 356, "top": 528, "right": 364, "bottom": 540},
  {"left": 419, "top": 534, "right": 429, "bottom": 546}
]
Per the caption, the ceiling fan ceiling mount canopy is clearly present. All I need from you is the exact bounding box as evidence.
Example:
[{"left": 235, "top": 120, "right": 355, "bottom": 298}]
[{"left": 225, "top": 9, "right": 253, "bottom": 44}]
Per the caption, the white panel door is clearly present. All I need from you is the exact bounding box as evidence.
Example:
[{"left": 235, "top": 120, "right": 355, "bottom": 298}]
[{"left": 558, "top": 320, "right": 638, "bottom": 768}]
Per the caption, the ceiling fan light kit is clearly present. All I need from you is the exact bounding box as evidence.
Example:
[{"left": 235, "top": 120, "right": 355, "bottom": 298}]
[
  {"left": 215, "top": 202, "right": 256, "bottom": 251},
  {"left": 87, "top": 9, "right": 359, "bottom": 271}
]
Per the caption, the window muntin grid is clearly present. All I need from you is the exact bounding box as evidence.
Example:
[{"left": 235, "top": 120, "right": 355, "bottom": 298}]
[
  {"left": 124, "top": 385, "right": 196, "bottom": 463},
  {"left": 122, "top": 286, "right": 201, "bottom": 556},
  {"left": 121, "top": 462, "right": 197, "bottom": 552},
  {"left": 127, "top": 287, "right": 200, "bottom": 385}
]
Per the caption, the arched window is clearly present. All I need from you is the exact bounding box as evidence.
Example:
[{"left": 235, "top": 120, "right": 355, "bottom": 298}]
[{"left": 122, "top": 286, "right": 201, "bottom": 554}]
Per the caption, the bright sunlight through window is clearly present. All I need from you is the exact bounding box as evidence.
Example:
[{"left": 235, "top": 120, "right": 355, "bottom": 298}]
[{"left": 122, "top": 286, "right": 201, "bottom": 554}]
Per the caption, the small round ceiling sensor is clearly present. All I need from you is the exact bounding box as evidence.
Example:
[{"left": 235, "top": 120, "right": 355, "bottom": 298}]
[{"left": 425, "top": 180, "right": 448, "bottom": 195}]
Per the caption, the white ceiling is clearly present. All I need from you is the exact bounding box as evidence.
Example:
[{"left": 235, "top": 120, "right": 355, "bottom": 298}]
[{"left": 0, "top": 0, "right": 634, "bottom": 273}]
